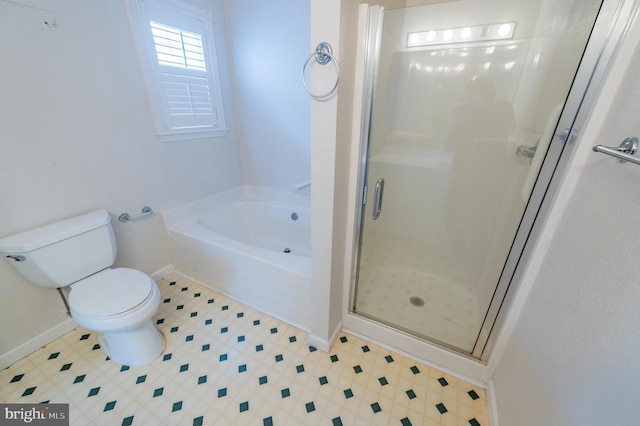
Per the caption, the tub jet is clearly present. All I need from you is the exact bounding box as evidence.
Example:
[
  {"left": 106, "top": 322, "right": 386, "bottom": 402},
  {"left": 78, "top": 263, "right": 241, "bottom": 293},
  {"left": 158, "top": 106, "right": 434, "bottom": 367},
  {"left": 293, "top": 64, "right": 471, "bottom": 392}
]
[
  {"left": 284, "top": 248, "right": 291, "bottom": 253},
  {"left": 410, "top": 296, "right": 425, "bottom": 307}
]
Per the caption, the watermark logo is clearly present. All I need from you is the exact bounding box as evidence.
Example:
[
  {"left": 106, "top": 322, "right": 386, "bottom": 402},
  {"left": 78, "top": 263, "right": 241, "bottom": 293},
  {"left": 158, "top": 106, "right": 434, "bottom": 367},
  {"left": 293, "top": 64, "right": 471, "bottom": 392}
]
[{"left": 0, "top": 404, "right": 68, "bottom": 425}]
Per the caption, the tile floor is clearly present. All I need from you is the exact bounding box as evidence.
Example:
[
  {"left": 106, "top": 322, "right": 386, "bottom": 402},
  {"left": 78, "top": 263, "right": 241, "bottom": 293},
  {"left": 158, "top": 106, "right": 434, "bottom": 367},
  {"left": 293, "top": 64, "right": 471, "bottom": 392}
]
[
  {"left": 356, "top": 234, "right": 478, "bottom": 350},
  {"left": 0, "top": 274, "right": 489, "bottom": 425}
]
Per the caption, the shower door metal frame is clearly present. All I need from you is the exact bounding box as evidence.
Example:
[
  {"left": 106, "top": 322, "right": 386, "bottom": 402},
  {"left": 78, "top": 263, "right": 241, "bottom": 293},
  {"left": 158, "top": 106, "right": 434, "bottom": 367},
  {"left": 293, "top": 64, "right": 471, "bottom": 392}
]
[
  {"left": 350, "top": 0, "right": 639, "bottom": 361},
  {"left": 351, "top": 5, "right": 384, "bottom": 309}
]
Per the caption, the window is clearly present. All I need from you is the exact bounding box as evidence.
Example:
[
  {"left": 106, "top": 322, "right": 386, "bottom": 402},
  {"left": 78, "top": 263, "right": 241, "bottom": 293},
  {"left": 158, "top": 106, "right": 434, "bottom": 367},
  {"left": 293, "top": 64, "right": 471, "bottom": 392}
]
[{"left": 128, "top": 0, "right": 227, "bottom": 141}]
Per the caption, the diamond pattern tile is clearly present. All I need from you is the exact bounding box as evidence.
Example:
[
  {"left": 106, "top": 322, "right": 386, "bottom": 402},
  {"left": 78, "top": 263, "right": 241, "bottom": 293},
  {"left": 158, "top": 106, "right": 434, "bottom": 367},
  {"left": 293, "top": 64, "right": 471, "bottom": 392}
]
[{"left": 0, "top": 275, "right": 489, "bottom": 425}]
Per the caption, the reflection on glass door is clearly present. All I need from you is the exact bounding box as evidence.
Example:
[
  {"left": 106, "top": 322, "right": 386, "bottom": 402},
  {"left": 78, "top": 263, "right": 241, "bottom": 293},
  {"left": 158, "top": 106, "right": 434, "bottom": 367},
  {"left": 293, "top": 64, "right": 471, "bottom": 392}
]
[{"left": 353, "top": 0, "right": 604, "bottom": 354}]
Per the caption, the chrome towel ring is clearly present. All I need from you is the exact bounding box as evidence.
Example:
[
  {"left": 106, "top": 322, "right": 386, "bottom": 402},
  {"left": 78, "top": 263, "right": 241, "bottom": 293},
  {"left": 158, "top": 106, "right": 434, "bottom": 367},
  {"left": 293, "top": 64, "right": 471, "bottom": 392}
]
[{"left": 302, "top": 42, "right": 340, "bottom": 100}]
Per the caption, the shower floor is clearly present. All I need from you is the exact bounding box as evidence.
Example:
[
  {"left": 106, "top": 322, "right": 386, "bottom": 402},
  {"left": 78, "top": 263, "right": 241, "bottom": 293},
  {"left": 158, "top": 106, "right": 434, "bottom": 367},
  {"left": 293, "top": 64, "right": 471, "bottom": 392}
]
[{"left": 355, "top": 234, "right": 481, "bottom": 352}]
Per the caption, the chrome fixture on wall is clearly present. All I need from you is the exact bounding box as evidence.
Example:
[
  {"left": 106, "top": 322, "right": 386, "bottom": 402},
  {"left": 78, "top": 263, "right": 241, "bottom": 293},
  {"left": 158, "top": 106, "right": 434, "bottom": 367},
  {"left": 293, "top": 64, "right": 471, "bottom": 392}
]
[
  {"left": 593, "top": 137, "right": 639, "bottom": 165},
  {"left": 119, "top": 206, "right": 154, "bottom": 223},
  {"left": 302, "top": 42, "right": 340, "bottom": 100}
]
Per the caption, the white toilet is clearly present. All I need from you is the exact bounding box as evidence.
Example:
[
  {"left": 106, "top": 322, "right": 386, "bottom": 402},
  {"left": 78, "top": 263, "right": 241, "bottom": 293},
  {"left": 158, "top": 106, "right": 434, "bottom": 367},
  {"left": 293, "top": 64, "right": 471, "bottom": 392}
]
[{"left": 0, "top": 210, "right": 164, "bottom": 366}]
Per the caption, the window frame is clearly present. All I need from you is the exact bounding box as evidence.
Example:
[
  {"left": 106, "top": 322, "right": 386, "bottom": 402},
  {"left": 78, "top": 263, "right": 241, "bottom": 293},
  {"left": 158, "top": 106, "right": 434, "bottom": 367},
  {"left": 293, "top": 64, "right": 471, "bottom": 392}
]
[{"left": 127, "top": 0, "right": 228, "bottom": 141}]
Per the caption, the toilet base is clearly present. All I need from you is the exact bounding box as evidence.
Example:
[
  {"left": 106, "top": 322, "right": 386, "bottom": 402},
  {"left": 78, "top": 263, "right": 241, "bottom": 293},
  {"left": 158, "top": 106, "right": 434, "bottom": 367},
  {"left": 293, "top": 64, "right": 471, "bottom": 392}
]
[{"left": 98, "top": 320, "right": 164, "bottom": 366}]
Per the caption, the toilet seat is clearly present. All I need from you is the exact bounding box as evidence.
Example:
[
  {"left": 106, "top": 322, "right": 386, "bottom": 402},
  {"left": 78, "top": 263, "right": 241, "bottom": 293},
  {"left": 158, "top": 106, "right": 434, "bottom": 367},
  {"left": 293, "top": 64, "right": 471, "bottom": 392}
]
[{"left": 69, "top": 268, "right": 154, "bottom": 317}]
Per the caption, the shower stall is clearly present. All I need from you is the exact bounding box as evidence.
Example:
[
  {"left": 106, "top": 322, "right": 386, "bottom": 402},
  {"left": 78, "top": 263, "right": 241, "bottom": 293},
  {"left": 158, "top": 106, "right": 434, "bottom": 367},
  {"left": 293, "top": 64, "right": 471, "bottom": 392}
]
[{"left": 348, "top": 0, "right": 630, "bottom": 360}]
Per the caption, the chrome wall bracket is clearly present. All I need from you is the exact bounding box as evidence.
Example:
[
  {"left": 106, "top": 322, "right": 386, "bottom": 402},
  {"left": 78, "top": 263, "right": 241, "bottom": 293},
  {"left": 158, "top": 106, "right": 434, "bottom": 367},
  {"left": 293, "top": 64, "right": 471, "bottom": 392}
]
[
  {"left": 593, "top": 137, "right": 639, "bottom": 165},
  {"left": 314, "top": 42, "right": 333, "bottom": 64},
  {"left": 119, "top": 206, "right": 154, "bottom": 223}
]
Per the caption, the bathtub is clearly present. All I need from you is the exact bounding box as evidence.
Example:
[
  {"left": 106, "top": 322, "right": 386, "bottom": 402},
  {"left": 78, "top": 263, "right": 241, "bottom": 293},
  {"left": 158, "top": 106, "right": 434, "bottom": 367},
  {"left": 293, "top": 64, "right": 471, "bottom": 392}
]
[{"left": 162, "top": 186, "right": 311, "bottom": 330}]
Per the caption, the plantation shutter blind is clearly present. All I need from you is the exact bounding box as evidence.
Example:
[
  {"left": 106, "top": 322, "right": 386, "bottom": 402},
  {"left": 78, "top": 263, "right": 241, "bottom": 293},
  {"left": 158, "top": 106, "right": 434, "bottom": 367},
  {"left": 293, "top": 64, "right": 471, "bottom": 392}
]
[
  {"left": 128, "top": 0, "right": 227, "bottom": 140},
  {"left": 150, "top": 21, "right": 217, "bottom": 130}
]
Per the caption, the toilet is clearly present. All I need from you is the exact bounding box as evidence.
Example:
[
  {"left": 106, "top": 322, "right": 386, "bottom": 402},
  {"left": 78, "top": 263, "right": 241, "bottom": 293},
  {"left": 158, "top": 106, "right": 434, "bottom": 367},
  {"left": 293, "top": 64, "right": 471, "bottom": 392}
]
[{"left": 0, "top": 210, "right": 164, "bottom": 366}]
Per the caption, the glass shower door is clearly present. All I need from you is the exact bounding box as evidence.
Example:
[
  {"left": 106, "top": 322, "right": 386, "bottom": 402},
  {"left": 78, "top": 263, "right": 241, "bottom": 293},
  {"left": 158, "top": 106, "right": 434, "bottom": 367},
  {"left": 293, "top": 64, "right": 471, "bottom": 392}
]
[{"left": 353, "top": 0, "right": 604, "bottom": 353}]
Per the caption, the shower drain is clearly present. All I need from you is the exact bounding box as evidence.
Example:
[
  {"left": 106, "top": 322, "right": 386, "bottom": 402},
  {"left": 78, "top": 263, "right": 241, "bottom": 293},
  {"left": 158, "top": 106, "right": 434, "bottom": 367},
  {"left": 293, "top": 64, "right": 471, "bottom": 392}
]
[{"left": 410, "top": 296, "right": 425, "bottom": 307}]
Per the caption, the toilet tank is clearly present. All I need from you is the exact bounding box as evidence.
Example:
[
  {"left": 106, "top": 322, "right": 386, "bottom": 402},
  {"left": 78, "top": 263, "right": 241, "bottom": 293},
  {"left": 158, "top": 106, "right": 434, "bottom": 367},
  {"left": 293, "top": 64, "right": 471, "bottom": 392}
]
[{"left": 0, "top": 210, "right": 117, "bottom": 288}]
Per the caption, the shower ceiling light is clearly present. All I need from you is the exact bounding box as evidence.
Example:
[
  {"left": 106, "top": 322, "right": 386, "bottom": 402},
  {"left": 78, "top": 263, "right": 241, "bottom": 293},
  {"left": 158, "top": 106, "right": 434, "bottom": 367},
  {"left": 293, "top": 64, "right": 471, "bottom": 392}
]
[{"left": 407, "top": 22, "right": 516, "bottom": 48}]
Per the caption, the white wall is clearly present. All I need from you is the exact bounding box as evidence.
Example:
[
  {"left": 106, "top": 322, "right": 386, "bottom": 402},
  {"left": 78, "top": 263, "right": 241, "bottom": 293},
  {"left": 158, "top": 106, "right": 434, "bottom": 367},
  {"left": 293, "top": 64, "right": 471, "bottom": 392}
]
[
  {"left": 306, "top": 0, "right": 343, "bottom": 351},
  {"left": 223, "top": 0, "right": 310, "bottom": 192},
  {"left": 492, "top": 8, "right": 640, "bottom": 425},
  {"left": 0, "top": 0, "right": 243, "bottom": 358}
]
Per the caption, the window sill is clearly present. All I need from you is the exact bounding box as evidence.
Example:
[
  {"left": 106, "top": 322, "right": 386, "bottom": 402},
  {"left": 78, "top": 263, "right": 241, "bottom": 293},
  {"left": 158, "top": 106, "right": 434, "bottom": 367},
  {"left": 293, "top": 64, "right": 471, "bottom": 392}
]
[{"left": 156, "top": 128, "right": 229, "bottom": 143}]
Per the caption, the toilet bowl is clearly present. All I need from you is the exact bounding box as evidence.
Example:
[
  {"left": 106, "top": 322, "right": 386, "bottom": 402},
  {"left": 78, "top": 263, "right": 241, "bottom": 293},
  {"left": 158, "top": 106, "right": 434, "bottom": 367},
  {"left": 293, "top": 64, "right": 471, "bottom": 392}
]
[
  {"left": 69, "top": 268, "right": 164, "bottom": 366},
  {"left": 0, "top": 210, "right": 165, "bottom": 366}
]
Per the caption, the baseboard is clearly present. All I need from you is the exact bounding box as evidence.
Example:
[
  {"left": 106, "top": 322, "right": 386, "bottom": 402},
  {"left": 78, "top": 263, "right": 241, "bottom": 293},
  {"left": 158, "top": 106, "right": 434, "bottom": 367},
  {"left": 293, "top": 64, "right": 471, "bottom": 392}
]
[
  {"left": 486, "top": 379, "right": 499, "bottom": 426},
  {"left": 308, "top": 320, "right": 343, "bottom": 352},
  {"left": 150, "top": 264, "right": 174, "bottom": 281},
  {"left": 343, "top": 322, "right": 487, "bottom": 388},
  {"left": 0, "top": 318, "right": 77, "bottom": 370}
]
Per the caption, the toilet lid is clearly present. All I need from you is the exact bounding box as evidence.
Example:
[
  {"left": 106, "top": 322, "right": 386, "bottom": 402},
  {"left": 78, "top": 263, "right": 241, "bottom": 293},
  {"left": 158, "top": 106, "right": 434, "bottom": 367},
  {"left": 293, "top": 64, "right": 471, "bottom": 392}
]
[{"left": 69, "top": 268, "right": 153, "bottom": 317}]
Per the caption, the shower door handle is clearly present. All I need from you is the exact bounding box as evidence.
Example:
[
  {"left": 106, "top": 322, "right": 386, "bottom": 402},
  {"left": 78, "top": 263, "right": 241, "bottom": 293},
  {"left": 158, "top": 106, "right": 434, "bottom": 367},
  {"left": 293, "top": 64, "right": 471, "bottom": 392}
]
[{"left": 372, "top": 178, "right": 385, "bottom": 220}]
